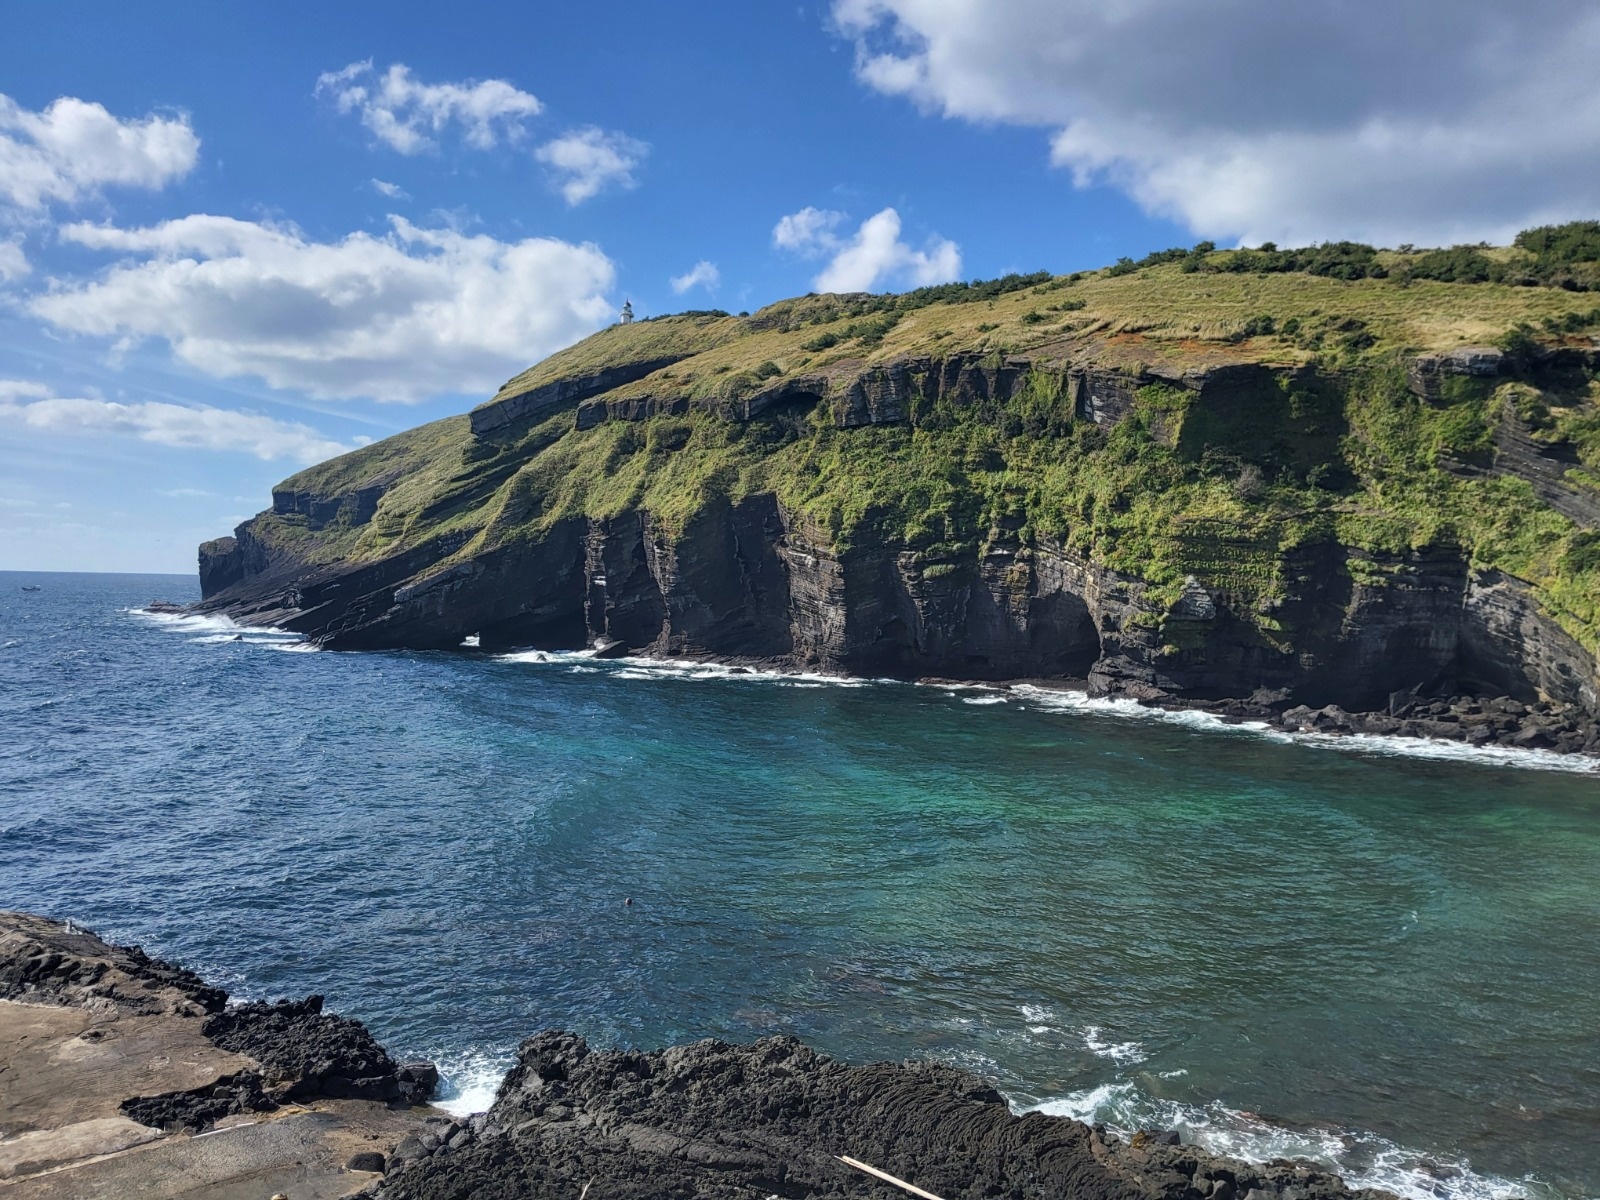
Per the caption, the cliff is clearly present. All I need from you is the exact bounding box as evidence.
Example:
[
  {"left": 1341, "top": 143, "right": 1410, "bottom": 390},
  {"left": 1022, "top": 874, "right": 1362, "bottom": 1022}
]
[{"left": 194, "top": 228, "right": 1600, "bottom": 724}]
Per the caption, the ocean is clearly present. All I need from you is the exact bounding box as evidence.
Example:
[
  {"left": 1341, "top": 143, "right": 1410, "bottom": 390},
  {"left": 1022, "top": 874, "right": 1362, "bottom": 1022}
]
[{"left": 2, "top": 570, "right": 1597, "bottom": 1199}]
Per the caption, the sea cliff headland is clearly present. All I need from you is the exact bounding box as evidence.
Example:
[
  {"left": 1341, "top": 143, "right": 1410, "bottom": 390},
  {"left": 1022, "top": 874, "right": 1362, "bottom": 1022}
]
[{"left": 185, "top": 226, "right": 1600, "bottom": 755}]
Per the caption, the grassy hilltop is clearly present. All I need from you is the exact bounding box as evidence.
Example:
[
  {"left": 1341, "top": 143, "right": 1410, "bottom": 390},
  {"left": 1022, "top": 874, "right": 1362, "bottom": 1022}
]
[{"left": 252, "top": 223, "right": 1600, "bottom": 655}]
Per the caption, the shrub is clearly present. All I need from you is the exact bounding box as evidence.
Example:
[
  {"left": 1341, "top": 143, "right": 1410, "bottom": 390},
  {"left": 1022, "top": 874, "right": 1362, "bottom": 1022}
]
[
  {"left": 1496, "top": 324, "right": 1543, "bottom": 372},
  {"left": 849, "top": 313, "right": 901, "bottom": 345},
  {"left": 1564, "top": 531, "right": 1600, "bottom": 576},
  {"left": 1232, "top": 462, "right": 1266, "bottom": 500},
  {"left": 1215, "top": 241, "right": 1386, "bottom": 281},
  {"left": 1406, "top": 246, "right": 1497, "bottom": 284},
  {"left": 1514, "top": 221, "right": 1600, "bottom": 264},
  {"left": 1109, "top": 246, "right": 1195, "bottom": 277}
]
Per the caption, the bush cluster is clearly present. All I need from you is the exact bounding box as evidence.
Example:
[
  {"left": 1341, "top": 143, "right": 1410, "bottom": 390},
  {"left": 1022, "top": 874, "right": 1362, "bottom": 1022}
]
[{"left": 1514, "top": 221, "right": 1600, "bottom": 264}]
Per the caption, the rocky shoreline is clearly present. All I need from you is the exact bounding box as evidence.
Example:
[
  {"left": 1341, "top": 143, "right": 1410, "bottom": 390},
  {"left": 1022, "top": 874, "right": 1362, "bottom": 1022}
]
[
  {"left": 545, "top": 645, "right": 1600, "bottom": 760},
  {"left": 370, "top": 1031, "right": 1398, "bottom": 1200},
  {"left": 1140, "top": 684, "right": 1600, "bottom": 757},
  {"left": 0, "top": 912, "right": 1406, "bottom": 1200},
  {"left": 140, "top": 599, "right": 1600, "bottom": 761}
]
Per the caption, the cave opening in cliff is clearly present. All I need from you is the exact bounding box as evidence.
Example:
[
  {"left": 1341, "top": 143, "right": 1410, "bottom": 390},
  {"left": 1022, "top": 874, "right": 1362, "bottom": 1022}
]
[{"left": 1029, "top": 590, "right": 1102, "bottom": 680}]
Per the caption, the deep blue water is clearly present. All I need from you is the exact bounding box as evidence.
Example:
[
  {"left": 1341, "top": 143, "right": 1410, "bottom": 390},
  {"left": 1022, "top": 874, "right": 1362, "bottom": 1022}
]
[{"left": 2, "top": 570, "right": 1598, "bottom": 1200}]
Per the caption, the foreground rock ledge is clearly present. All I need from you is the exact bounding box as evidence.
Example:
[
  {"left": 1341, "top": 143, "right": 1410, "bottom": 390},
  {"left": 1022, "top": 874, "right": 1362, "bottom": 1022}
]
[
  {"left": 0, "top": 912, "right": 1394, "bottom": 1200},
  {"left": 374, "top": 1037, "right": 1394, "bottom": 1200},
  {"left": 0, "top": 912, "right": 439, "bottom": 1198}
]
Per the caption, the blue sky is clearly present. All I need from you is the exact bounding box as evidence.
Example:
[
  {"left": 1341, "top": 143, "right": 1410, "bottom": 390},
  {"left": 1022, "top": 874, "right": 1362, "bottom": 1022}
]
[{"left": 2, "top": 1, "right": 1596, "bottom": 572}]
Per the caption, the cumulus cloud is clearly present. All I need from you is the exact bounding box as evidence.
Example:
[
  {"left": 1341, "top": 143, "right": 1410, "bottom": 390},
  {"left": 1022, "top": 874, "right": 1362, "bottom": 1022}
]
[
  {"left": 669, "top": 260, "right": 720, "bottom": 294},
  {"left": 832, "top": 0, "right": 1600, "bottom": 247},
  {"left": 0, "top": 380, "right": 357, "bottom": 463},
  {"left": 31, "top": 214, "right": 617, "bottom": 402},
  {"left": 775, "top": 205, "right": 960, "bottom": 292},
  {"left": 0, "top": 238, "right": 27, "bottom": 282},
  {"left": 772, "top": 206, "right": 847, "bottom": 253},
  {"left": 370, "top": 178, "right": 407, "bottom": 199},
  {"left": 535, "top": 127, "right": 647, "bottom": 204},
  {"left": 317, "top": 61, "right": 543, "bottom": 154},
  {"left": 0, "top": 93, "right": 198, "bottom": 211}
]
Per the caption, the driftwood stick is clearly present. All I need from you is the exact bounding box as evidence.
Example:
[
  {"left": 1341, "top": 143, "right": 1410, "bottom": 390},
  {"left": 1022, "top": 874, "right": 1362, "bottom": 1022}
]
[{"left": 836, "top": 1155, "right": 950, "bottom": 1200}]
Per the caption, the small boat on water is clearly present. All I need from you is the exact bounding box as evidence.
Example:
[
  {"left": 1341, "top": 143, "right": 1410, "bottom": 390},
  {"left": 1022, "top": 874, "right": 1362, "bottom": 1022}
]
[{"left": 20, "top": 586, "right": 41, "bottom": 592}]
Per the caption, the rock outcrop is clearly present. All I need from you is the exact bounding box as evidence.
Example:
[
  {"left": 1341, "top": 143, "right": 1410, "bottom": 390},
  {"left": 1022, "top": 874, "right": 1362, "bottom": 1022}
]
[
  {"left": 0, "top": 913, "right": 441, "bottom": 1194},
  {"left": 370, "top": 1032, "right": 1394, "bottom": 1200},
  {"left": 472, "top": 356, "right": 687, "bottom": 435},
  {"left": 0, "top": 913, "right": 436, "bottom": 1139},
  {"left": 0, "top": 912, "right": 225, "bottom": 1017},
  {"left": 1, "top": 916, "right": 1401, "bottom": 1200}
]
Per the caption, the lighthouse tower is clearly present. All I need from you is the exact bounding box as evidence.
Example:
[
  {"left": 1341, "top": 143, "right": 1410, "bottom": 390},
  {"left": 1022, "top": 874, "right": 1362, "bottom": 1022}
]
[{"left": 619, "top": 299, "right": 635, "bottom": 324}]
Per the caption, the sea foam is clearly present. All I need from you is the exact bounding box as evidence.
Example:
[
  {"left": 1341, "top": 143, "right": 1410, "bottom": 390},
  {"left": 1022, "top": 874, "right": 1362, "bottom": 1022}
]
[
  {"left": 1011, "top": 685, "right": 1600, "bottom": 775},
  {"left": 492, "top": 648, "right": 881, "bottom": 688},
  {"left": 128, "top": 606, "right": 308, "bottom": 649},
  {"left": 430, "top": 1046, "right": 515, "bottom": 1117},
  {"left": 1025, "top": 1081, "right": 1555, "bottom": 1200}
]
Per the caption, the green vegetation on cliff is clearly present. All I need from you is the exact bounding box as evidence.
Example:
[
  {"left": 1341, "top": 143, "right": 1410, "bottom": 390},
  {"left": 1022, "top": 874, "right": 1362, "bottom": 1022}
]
[{"left": 249, "top": 223, "right": 1600, "bottom": 654}]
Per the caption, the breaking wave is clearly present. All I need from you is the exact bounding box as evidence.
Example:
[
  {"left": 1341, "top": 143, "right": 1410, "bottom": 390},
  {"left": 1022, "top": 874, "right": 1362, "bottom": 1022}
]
[
  {"left": 492, "top": 648, "right": 882, "bottom": 688},
  {"left": 430, "top": 1046, "right": 514, "bottom": 1117},
  {"left": 1025, "top": 1081, "right": 1556, "bottom": 1200},
  {"left": 1010, "top": 685, "right": 1599, "bottom": 775},
  {"left": 128, "top": 606, "right": 307, "bottom": 650}
]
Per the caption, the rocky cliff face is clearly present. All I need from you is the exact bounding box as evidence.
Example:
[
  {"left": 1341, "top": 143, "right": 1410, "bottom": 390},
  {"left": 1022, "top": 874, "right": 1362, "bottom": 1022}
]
[
  {"left": 195, "top": 452, "right": 1596, "bottom": 715},
  {"left": 192, "top": 281, "right": 1600, "bottom": 725}
]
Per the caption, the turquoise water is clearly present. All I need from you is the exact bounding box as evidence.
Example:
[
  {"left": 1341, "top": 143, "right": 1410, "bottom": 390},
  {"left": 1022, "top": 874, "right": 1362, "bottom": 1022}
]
[{"left": 2, "top": 571, "right": 1597, "bottom": 1199}]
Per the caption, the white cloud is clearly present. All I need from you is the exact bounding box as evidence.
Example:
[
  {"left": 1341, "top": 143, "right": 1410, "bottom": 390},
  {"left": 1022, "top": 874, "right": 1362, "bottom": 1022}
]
[
  {"left": 317, "top": 61, "right": 542, "bottom": 155},
  {"left": 0, "top": 381, "right": 356, "bottom": 463},
  {"left": 0, "top": 93, "right": 198, "bottom": 211},
  {"left": 776, "top": 206, "right": 960, "bottom": 293},
  {"left": 30, "top": 214, "right": 617, "bottom": 403},
  {"left": 370, "top": 178, "right": 407, "bottom": 199},
  {"left": 772, "top": 206, "right": 847, "bottom": 254},
  {"left": 0, "top": 239, "right": 27, "bottom": 282},
  {"left": 832, "top": 0, "right": 1600, "bottom": 247},
  {"left": 669, "top": 260, "right": 720, "bottom": 294},
  {"left": 535, "top": 127, "right": 647, "bottom": 205}
]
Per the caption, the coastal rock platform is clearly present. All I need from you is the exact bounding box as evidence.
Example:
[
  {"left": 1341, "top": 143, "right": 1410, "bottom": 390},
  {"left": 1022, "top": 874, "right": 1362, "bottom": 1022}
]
[
  {"left": 0, "top": 912, "right": 438, "bottom": 1198},
  {"left": 0, "top": 913, "right": 1400, "bottom": 1200}
]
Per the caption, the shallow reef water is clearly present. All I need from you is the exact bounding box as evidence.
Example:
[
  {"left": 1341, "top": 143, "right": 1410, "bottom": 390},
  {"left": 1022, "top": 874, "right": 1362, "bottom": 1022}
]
[{"left": 2, "top": 571, "right": 1597, "bottom": 1200}]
